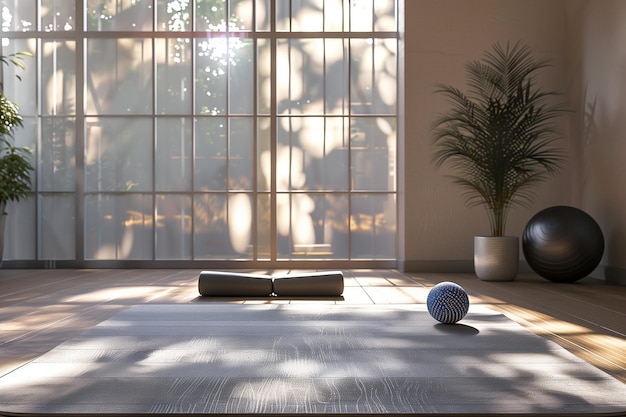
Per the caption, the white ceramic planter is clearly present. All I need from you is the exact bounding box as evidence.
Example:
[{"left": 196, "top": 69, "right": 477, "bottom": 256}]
[{"left": 474, "top": 236, "right": 519, "bottom": 281}]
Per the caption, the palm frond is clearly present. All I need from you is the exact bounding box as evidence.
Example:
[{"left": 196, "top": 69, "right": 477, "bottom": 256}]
[{"left": 432, "top": 42, "right": 567, "bottom": 236}]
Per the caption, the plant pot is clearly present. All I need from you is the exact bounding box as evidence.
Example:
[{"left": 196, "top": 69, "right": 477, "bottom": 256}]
[{"left": 474, "top": 236, "right": 519, "bottom": 281}]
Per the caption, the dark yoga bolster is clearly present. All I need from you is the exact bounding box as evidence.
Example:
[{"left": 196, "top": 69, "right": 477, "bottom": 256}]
[
  {"left": 273, "top": 270, "right": 344, "bottom": 296},
  {"left": 198, "top": 270, "right": 344, "bottom": 297},
  {"left": 198, "top": 271, "right": 273, "bottom": 296}
]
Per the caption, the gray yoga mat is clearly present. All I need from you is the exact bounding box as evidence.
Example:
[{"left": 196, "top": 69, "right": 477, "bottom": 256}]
[{"left": 0, "top": 304, "right": 625, "bottom": 415}]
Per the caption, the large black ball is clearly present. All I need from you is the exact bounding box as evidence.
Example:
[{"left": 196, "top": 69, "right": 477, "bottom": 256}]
[{"left": 522, "top": 206, "right": 604, "bottom": 283}]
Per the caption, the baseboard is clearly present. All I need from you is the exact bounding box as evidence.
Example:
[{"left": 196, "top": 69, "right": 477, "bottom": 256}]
[
  {"left": 402, "top": 260, "right": 625, "bottom": 286},
  {"left": 401, "top": 260, "right": 473, "bottom": 273},
  {"left": 401, "top": 259, "right": 533, "bottom": 274}
]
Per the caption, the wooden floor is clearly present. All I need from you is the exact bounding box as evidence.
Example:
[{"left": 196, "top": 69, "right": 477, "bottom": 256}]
[{"left": 1, "top": 268, "right": 625, "bottom": 388}]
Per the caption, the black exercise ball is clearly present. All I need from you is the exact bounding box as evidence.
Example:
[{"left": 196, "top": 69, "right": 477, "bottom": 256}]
[{"left": 522, "top": 206, "right": 604, "bottom": 283}]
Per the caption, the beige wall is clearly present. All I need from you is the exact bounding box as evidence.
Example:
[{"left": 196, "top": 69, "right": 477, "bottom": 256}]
[
  {"left": 572, "top": 1, "right": 626, "bottom": 281},
  {"left": 402, "top": 0, "right": 576, "bottom": 272}
]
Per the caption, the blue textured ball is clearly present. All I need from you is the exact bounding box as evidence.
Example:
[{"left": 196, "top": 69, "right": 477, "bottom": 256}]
[{"left": 427, "top": 282, "right": 470, "bottom": 324}]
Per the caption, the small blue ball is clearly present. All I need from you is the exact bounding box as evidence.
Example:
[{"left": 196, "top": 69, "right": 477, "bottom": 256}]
[{"left": 427, "top": 281, "right": 470, "bottom": 324}]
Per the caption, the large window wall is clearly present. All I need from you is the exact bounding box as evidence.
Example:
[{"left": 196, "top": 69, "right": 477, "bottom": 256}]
[{"left": 1, "top": 0, "right": 398, "bottom": 267}]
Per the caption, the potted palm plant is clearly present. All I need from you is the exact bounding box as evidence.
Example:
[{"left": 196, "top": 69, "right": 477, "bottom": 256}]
[
  {"left": 432, "top": 42, "right": 566, "bottom": 281},
  {"left": 0, "top": 51, "right": 33, "bottom": 265}
]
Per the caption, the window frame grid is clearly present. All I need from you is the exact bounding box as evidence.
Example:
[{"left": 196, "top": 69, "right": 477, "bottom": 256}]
[{"left": 0, "top": 0, "right": 400, "bottom": 268}]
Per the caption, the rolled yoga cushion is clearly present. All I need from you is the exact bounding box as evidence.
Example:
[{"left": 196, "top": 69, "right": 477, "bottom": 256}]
[
  {"left": 272, "top": 270, "right": 344, "bottom": 297},
  {"left": 198, "top": 270, "right": 345, "bottom": 297},
  {"left": 198, "top": 271, "right": 273, "bottom": 296}
]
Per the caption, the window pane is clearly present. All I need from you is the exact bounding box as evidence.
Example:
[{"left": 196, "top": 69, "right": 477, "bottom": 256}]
[
  {"left": 326, "top": 193, "right": 349, "bottom": 259},
  {"left": 86, "top": 0, "right": 153, "bottom": 31},
  {"left": 324, "top": 0, "right": 346, "bottom": 32},
  {"left": 277, "top": 0, "right": 347, "bottom": 32},
  {"left": 291, "top": 0, "right": 323, "bottom": 32},
  {"left": 276, "top": 38, "right": 347, "bottom": 115},
  {"left": 40, "top": 117, "right": 76, "bottom": 192},
  {"left": 41, "top": 0, "right": 75, "bottom": 31},
  {"left": 196, "top": 39, "right": 227, "bottom": 115},
  {"left": 374, "top": 0, "right": 396, "bottom": 31},
  {"left": 194, "top": 117, "right": 227, "bottom": 191},
  {"left": 156, "top": 118, "right": 192, "bottom": 192},
  {"left": 86, "top": 39, "right": 153, "bottom": 115},
  {"left": 40, "top": 194, "right": 75, "bottom": 259},
  {"left": 350, "top": 0, "right": 373, "bottom": 31},
  {"left": 12, "top": 116, "right": 37, "bottom": 164},
  {"left": 350, "top": 38, "right": 373, "bottom": 114},
  {"left": 157, "top": 0, "right": 191, "bottom": 31},
  {"left": 351, "top": 117, "right": 395, "bottom": 191},
  {"left": 230, "top": 0, "right": 253, "bottom": 31},
  {"left": 376, "top": 38, "right": 398, "bottom": 113},
  {"left": 255, "top": 0, "right": 270, "bottom": 31},
  {"left": 277, "top": 39, "right": 326, "bottom": 115},
  {"left": 1, "top": 39, "right": 37, "bottom": 117},
  {"left": 229, "top": 38, "right": 254, "bottom": 114},
  {"left": 196, "top": 0, "right": 227, "bottom": 31},
  {"left": 277, "top": 116, "right": 349, "bottom": 192},
  {"left": 156, "top": 39, "right": 192, "bottom": 115},
  {"left": 195, "top": 193, "right": 251, "bottom": 258},
  {"left": 275, "top": 39, "right": 290, "bottom": 111},
  {"left": 326, "top": 39, "right": 348, "bottom": 115},
  {"left": 193, "top": 193, "right": 223, "bottom": 258},
  {"left": 275, "top": 192, "right": 290, "bottom": 256},
  {"left": 85, "top": 117, "right": 153, "bottom": 192},
  {"left": 304, "top": 117, "right": 349, "bottom": 191},
  {"left": 257, "top": 117, "right": 271, "bottom": 191},
  {"left": 229, "top": 118, "right": 253, "bottom": 190},
  {"left": 350, "top": 194, "right": 395, "bottom": 259},
  {"left": 277, "top": 193, "right": 348, "bottom": 260},
  {"left": 0, "top": 2, "right": 34, "bottom": 31},
  {"left": 41, "top": 40, "right": 76, "bottom": 116},
  {"left": 227, "top": 192, "right": 253, "bottom": 255},
  {"left": 257, "top": 193, "right": 270, "bottom": 259},
  {"left": 351, "top": 38, "right": 396, "bottom": 115},
  {"left": 4, "top": 197, "right": 36, "bottom": 260},
  {"left": 156, "top": 194, "right": 192, "bottom": 259},
  {"left": 85, "top": 194, "right": 153, "bottom": 260},
  {"left": 275, "top": 0, "right": 289, "bottom": 31},
  {"left": 275, "top": 126, "right": 303, "bottom": 192},
  {"left": 257, "top": 38, "right": 271, "bottom": 115}
]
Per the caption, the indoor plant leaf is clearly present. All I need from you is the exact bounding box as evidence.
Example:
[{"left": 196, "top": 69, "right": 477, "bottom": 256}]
[{"left": 432, "top": 41, "right": 567, "bottom": 237}]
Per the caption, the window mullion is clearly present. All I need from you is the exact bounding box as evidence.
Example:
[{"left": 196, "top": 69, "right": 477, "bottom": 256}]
[
  {"left": 269, "top": 0, "right": 277, "bottom": 262},
  {"left": 75, "top": 0, "right": 86, "bottom": 263},
  {"left": 151, "top": 33, "right": 157, "bottom": 261},
  {"left": 191, "top": 36, "right": 197, "bottom": 259}
]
